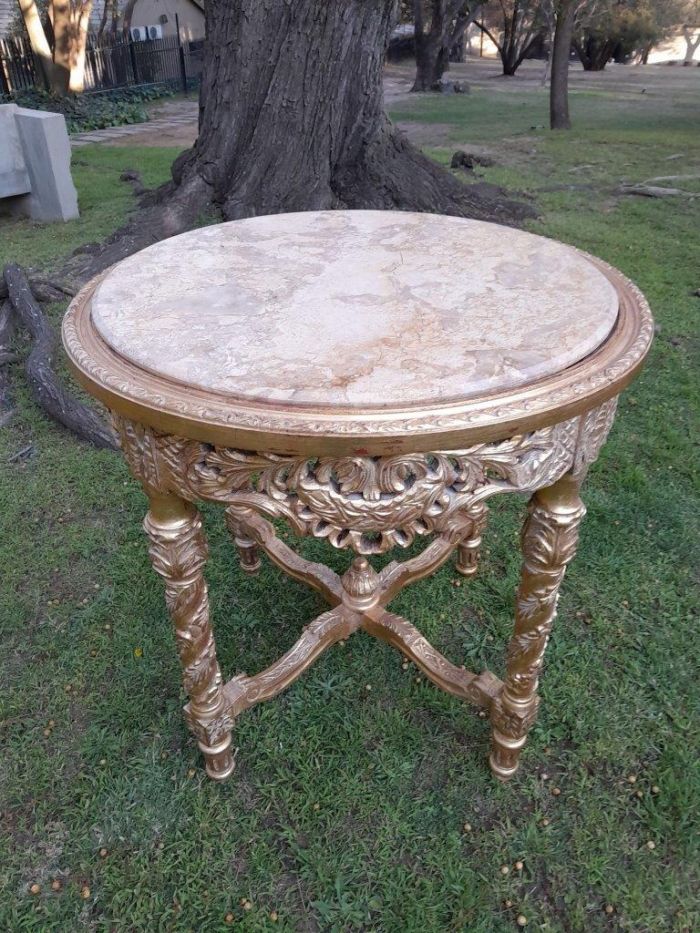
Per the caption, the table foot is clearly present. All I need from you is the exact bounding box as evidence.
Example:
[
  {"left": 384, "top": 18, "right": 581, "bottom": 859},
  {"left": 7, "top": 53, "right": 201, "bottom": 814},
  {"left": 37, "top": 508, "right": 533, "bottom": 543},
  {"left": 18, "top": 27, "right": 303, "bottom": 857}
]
[
  {"left": 199, "top": 735, "right": 236, "bottom": 781},
  {"left": 225, "top": 507, "right": 261, "bottom": 574},
  {"left": 455, "top": 503, "right": 489, "bottom": 578},
  {"left": 489, "top": 731, "right": 527, "bottom": 781}
]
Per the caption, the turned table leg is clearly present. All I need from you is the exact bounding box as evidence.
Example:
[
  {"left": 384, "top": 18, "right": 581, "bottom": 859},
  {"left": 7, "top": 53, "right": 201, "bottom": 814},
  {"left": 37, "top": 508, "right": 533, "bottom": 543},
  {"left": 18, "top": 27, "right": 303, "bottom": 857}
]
[
  {"left": 225, "top": 505, "right": 261, "bottom": 574},
  {"left": 144, "top": 492, "right": 235, "bottom": 781},
  {"left": 456, "top": 502, "right": 489, "bottom": 577},
  {"left": 489, "top": 474, "right": 586, "bottom": 781}
]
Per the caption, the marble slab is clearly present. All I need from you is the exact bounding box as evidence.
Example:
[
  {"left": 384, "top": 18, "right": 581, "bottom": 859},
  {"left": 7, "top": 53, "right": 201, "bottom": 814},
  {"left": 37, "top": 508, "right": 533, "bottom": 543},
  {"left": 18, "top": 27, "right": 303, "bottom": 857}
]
[{"left": 91, "top": 211, "right": 618, "bottom": 409}]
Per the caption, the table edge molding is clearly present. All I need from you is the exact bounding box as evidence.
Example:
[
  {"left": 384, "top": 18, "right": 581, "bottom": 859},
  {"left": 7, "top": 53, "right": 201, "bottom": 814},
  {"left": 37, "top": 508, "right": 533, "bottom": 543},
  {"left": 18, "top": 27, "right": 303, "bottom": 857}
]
[{"left": 61, "top": 251, "right": 653, "bottom": 455}]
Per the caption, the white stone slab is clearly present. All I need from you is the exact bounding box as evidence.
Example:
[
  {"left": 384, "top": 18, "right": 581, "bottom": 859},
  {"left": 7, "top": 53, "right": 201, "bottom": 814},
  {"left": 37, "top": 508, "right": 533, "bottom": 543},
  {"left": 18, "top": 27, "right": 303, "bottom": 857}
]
[
  {"left": 0, "top": 105, "right": 78, "bottom": 222},
  {"left": 0, "top": 104, "right": 31, "bottom": 198},
  {"left": 91, "top": 211, "right": 619, "bottom": 408},
  {"left": 14, "top": 108, "right": 79, "bottom": 221}
]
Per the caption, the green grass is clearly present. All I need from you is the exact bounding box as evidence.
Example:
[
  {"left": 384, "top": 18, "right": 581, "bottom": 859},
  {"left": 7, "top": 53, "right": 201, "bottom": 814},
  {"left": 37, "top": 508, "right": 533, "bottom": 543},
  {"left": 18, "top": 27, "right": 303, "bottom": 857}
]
[
  {"left": 1, "top": 81, "right": 699, "bottom": 932},
  {"left": 0, "top": 146, "right": 176, "bottom": 270}
]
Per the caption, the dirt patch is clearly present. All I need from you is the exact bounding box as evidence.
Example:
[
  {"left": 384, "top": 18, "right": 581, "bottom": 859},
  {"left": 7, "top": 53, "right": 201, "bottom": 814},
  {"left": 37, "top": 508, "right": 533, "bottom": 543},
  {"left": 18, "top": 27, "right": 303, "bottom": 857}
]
[{"left": 395, "top": 121, "right": 455, "bottom": 148}]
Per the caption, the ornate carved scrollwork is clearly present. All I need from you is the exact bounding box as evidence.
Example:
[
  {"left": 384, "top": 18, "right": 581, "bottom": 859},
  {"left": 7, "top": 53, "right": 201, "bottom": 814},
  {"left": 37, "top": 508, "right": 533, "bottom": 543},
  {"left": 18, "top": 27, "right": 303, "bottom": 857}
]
[
  {"left": 572, "top": 397, "right": 618, "bottom": 477},
  {"left": 116, "top": 399, "right": 617, "bottom": 783},
  {"left": 142, "top": 497, "right": 234, "bottom": 779},
  {"left": 489, "top": 474, "right": 587, "bottom": 781},
  {"left": 113, "top": 409, "right": 601, "bottom": 556}
]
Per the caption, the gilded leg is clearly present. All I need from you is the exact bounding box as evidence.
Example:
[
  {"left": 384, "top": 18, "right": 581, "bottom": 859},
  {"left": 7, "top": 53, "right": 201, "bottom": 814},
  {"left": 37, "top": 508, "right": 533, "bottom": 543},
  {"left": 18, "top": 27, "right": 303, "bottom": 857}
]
[
  {"left": 144, "top": 493, "right": 235, "bottom": 781},
  {"left": 456, "top": 502, "right": 489, "bottom": 577},
  {"left": 225, "top": 506, "right": 261, "bottom": 574},
  {"left": 489, "top": 475, "right": 586, "bottom": 781}
]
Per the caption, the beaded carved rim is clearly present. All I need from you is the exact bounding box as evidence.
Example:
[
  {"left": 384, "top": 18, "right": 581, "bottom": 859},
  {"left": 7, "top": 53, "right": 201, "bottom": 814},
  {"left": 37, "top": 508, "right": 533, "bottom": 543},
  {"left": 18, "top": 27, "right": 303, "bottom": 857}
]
[{"left": 61, "top": 252, "right": 653, "bottom": 456}]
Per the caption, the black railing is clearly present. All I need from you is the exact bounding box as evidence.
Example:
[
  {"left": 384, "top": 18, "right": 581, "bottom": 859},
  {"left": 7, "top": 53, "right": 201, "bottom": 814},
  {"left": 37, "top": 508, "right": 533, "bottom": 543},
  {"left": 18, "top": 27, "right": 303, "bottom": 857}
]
[{"left": 0, "top": 32, "right": 204, "bottom": 97}]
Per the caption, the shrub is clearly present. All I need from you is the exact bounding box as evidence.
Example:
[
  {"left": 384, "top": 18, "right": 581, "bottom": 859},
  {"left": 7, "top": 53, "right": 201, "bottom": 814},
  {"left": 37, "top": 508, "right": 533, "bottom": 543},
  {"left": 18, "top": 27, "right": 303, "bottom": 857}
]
[{"left": 6, "top": 85, "right": 174, "bottom": 133}]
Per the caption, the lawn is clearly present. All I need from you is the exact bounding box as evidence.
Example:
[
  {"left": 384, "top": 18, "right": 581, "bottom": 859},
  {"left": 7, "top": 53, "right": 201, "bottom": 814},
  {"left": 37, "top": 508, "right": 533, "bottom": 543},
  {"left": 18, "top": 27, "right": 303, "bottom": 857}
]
[{"left": 1, "top": 77, "right": 699, "bottom": 932}]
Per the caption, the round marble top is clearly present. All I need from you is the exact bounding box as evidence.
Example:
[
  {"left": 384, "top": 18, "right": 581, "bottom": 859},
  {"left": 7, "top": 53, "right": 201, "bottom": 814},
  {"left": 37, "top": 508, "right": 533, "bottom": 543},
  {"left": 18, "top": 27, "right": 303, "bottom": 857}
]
[{"left": 91, "top": 211, "right": 618, "bottom": 409}]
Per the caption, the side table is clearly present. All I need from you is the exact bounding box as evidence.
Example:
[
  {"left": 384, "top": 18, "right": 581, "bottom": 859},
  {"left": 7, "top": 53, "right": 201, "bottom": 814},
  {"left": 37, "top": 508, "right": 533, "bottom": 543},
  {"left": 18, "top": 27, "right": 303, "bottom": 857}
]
[{"left": 62, "top": 211, "right": 653, "bottom": 782}]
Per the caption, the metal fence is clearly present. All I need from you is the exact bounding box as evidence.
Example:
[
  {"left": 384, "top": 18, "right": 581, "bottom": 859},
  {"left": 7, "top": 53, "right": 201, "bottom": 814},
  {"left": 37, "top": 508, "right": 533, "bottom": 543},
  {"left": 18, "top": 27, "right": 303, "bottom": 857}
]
[
  {"left": 0, "top": 32, "right": 204, "bottom": 96},
  {"left": 0, "top": 35, "right": 36, "bottom": 93}
]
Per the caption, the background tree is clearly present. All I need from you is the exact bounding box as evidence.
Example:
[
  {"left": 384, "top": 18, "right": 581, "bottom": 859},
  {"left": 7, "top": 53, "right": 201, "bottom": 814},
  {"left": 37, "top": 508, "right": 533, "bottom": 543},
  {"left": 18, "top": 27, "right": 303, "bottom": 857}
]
[
  {"left": 548, "top": 0, "right": 585, "bottom": 129},
  {"left": 121, "top": 0, "right": 138, "bottom": 37},
  {"left": 572, "top": 1, "right": 618, "bottom": 70},
  {"left": 411, "top": 1, "right": 483, "bottom": 90},
  {"left": 573, "top": 0, "right": 680, "bottom": 71},
  {"left": 17, "top": 0, "right": 93, "bottom": 93},
  {"left": 475, "top": 0, "right": 546, "bottom": 75},
  {"left": 449, "top": 2, "right": 484, "bottom": 61},
  {"left": 97, "top": 0, "right": 121, "bottom": 40},
  {"left": 680, "top": 1, "right": 700, "bottom": 64}
]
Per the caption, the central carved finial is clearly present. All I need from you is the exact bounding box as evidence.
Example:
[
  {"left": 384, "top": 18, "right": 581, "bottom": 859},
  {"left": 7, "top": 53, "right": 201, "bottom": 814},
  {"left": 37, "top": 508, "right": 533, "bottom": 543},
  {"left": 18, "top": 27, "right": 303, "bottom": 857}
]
[{"left": 341, "top": 556, "right": 380, "bottom": 609}]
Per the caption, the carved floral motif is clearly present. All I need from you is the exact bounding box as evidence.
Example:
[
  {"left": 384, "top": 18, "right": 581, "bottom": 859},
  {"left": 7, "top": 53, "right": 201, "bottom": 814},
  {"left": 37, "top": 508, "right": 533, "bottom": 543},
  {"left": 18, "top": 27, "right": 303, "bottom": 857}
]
[
  {"left": 113, "top": 409, "right": 603, "bottom": 555},
  {"left": 115, "top": 399, "right": 617, "bottom": 783},
  {"left": 573, "top": 396, "right": 618, "bottom": 477}
]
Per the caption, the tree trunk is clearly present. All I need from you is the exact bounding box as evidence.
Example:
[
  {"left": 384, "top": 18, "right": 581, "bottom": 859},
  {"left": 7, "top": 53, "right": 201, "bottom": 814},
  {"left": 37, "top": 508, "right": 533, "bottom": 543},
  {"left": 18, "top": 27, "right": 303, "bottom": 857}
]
[
  {"left": 683, "top": 26, "right": 700, "bottom": 65},
  {"left": 19, "top": 0, "right": 92, "bottom": 94},
  {"left": 449, "top": 4, "right": 481, "bottom": 62},
  {"left": 68, "top": 1, "right": 92, "bottom": 92},
  {"left": 575, "top": 36, "right": 611, "bottom": 71},
  {"left": 98, "top": 0, "right": 117, "bottom": 39},
  {"left": 413, "top": 35, "right": 447, "bottom": 90},
  {"left": 169, "top": 0, "right": 533, "bottom": 226},
  {"left": 411, "top": 0, "right": 467, "bottom": 92},
  {"left": 69, "top": 0, "right": 534, "bottom": 283},
  {"left": 550, "top": 3, "right": 576, "bottom": 130},
  {"left": 18, "top": 0, "right": 65, "bottom": 92},
  {"left": 122, "top": 0, "right": 138, "bottom": 36}
]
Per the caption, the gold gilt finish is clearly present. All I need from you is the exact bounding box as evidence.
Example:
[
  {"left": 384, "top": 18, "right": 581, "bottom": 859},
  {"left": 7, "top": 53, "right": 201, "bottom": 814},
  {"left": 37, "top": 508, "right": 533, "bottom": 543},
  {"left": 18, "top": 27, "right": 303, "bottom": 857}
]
[
  {"left": 62, "top": 251, "right": 652, "bottom": 783},
  {"left": 112, "top": 400, "right": 616, "bottom": 781},
  {"left": 63, "top": 255, "right": 652, "bottom": 456}
]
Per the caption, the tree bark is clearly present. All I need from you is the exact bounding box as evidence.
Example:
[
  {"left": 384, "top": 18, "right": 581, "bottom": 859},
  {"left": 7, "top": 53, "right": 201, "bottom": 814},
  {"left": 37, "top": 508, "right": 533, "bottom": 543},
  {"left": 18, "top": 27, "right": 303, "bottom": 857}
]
[
  {"left": 413, "top": 30, "right": 447, "bottom": 90},
  {"left": 168, "top": 0, "right": 533, "bottom": 226},
  {"left": 68, "top": 0, "right": 535, "bottom": 283},
  {"left": 449, "top": 3, "right": 480, "bottom": 62},
  {"left": 412, "top": 0, "right": 448, "bottom": 92},
  {"left": 97, "top": 0, "right": 118, "bottom": 39},
  {"left": 550, "top": 2, "right": 576, "bottom": 130},
  {"left": 121, "top": 0, "right": 139, "bottom": 35},
  {"left": 3, "top": 265, "right": 117, "bottom": 450},
  {"left": 18, "top": 0, "right": 63, "bottom": 92},
  {"left": 574, "top": 36, "right": 613, "bottom": 71},
  {"left": 68, "top": 1, "right": 93, "bottom": 92},
  {"left": 412, "top": 1, "right": 479, "bottom": 89}
]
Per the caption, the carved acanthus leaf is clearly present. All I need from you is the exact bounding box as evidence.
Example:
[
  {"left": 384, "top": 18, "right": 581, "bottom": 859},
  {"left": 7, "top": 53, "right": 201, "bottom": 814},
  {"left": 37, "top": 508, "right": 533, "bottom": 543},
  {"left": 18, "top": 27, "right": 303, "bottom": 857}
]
[{"left": 114, "top": 401, "right": 614, "bottom": 556}]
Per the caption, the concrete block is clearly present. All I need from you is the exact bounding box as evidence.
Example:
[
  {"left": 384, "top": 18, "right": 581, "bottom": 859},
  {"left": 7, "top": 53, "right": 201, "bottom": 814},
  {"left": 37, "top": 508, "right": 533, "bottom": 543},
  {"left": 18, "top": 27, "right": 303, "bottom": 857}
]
[
  {"left": 0, "top": 104, "right": 31, "bottom": 198},
  {"left": 0, "top": 105, "right": 79, "bottom": 222}
]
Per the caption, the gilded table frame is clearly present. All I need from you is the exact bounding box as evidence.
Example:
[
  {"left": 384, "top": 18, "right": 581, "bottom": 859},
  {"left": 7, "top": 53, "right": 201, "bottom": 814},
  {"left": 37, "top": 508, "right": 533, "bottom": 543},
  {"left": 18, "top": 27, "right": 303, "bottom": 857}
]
[{"left": 62, "top": 257, "right": 653, "bottom": 783}]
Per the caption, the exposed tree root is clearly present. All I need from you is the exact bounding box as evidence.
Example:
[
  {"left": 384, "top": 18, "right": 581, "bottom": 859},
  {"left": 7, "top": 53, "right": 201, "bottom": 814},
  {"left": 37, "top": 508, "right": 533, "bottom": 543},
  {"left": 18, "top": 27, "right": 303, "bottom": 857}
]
[
  {"left": 618, "top": 184, "right": 693, "bottom": 199},
  {"left": 66, "top": 140, "right": 536, "bottom": 289},
  {"left": 65, "top": 174, "right": 217, "bottom": 286},
  {"left": 2, "top": 265, "right": 118, "bottom": 450},
  {"left": 0, "top": 276, "right": 77, "bottom": 304},
  {"left": 0, "top": 299, "right": 15, "bottom": 429}
]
